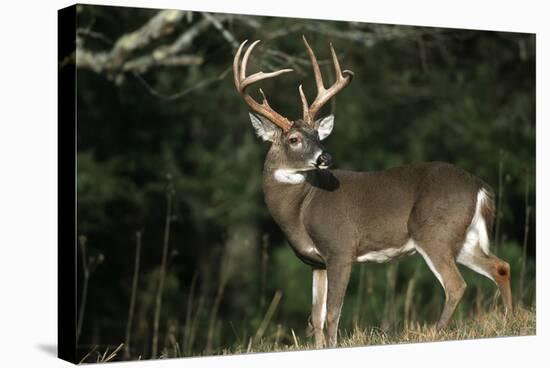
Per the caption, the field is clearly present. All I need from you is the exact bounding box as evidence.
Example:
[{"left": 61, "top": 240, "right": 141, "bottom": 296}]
[
  {"left": 224, "top": 306, "right": 535, "bottom": 355},
  {"left": 79, "top": 305, "right": 535, "bottom": 362},
  {"left": 77, "top": 240, "right": 535, "bottom": 363}
]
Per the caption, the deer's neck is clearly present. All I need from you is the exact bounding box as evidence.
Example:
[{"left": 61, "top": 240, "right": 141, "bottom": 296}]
[
  {"left": 263, "top": 171, "right": 312, "bottom": 218},
  {"left": 262, "top": 150, "right": 313, "bottom": 228},
  {"left": 261, "top": 148, "right": 341, "bottom": 267}
]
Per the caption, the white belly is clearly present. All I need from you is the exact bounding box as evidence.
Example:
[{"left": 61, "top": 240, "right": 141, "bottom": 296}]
[{"left": 356, "top": 238, "right": 417, "bottom": 263}]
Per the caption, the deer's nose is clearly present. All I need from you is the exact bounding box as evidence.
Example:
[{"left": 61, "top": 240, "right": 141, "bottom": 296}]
[{"left": 317, "top": 151, "right": 333, "bottom": 167}]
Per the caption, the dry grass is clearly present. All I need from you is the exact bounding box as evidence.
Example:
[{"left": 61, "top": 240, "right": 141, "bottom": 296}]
[
  {"left": 78, "top": 306, "right": 535, "bottom": 363},
  {"left": 221, "top": 306, "right": 535, "bottom": 355}
]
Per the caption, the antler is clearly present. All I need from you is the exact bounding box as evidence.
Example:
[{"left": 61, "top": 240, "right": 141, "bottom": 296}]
[
  {"left": 299, "top": 36, "right": 354, "bottom": 125},
  {"left": 233, "top": 40, "right": 294, "bottom": 132}
]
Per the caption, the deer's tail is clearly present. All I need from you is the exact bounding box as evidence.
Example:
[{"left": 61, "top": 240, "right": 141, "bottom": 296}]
[{"left": 476, "top": 184, "right": 496, "bottom": 255}]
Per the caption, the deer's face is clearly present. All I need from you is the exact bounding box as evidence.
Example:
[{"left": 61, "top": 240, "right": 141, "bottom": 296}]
[
  {"left": 250, "top": 113, "right": 334, "bottom": 172},
  {"left": 235, "top": 37, "right": 352, "bottom": 184}
]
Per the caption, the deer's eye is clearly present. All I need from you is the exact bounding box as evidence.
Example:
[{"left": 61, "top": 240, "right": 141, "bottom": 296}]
[{"left": 289, "top": 137, "right": 300, "bottom": 144}]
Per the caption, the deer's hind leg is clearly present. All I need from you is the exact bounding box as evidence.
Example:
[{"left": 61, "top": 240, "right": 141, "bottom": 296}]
[
  {"left": 457, "top": 246, "right": 512, "bottom": 313},
  {"left": 415, "top": 243, "right": 467, "bottom": 330}
]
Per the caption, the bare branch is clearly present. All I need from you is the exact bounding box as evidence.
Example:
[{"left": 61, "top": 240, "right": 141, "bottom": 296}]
[
  {"left": 76, "top": 49, "right": 110, "bottom": 74},
  {"left": 123, "top": 52, "right": 203, "bottom": 73},
  {"left": 201, "top": 12, "right": 239, "bottom": 50},
  {"left": 110, "top": 10, "right": 185, "bottom": 65},
  {"left": 165, "top": 18, "right": 211, "bottom": 55},
  {"left": 76, "top": 10, "right": 213, "bottom": 81},
  {"left": 302, "top": 22, "right": 434, "bottom": 48},
  {"left": 264, "top": 24, "right": 302, "bottom": 41},
  {"left": 232, "top": 15, "right": 261, "bottom": 29},
  {"left": 76, "top": 28, "right": 113, "bottom": 45},
  {"left": 132, "top": 66, "right": 232, "bottom": 100}
]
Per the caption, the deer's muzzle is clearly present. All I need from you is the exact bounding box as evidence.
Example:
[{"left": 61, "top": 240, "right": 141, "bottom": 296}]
[{"left": 316, "top": 151, "right": 333, "bottom": 169}]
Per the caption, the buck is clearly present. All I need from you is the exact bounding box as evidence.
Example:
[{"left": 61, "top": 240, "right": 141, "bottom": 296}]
[{"left": 233, "top": 37, "right": 513, "bottom": 348}]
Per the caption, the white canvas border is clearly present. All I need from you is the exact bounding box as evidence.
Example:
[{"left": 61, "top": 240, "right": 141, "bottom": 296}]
[{"left": 0, "top": 0, "right": 546, "bottom": 367}]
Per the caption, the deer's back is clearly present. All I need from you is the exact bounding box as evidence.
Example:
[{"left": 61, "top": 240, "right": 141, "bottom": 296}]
[{"left": 304, "top": 162, "right": 489, "bottom": 257}]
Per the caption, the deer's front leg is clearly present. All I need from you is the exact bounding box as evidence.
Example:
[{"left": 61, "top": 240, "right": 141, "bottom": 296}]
[
  {"left": 310, "top": 268, "right": 327, "bottom": 348},
  {"left": 325, "top": 261, "right": 352, "bottom": 347}
]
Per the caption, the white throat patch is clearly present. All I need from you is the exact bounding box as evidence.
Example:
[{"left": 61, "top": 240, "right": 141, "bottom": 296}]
[{"left": 274, "top": 169, "right": 306, "bottom": 184}]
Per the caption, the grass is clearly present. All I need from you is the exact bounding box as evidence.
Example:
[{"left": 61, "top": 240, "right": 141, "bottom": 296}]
[
  {"left": 76, "top": 238, "right": 535, "bottom": 363},
  {"left": 77, "top": 244, "right": 535, "bottom": 363},
  {"left": 219, "top": 305, "right": 535, "bottom": 355},
  {"left": 78, "top": 305, "right": 535, "bottom": 362},
  {"left": 79, "top": 343, "right": 125, "bottom": 364}
]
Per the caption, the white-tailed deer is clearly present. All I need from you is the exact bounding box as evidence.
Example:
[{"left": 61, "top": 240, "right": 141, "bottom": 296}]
[{"left": 233, "top": 37, "right": 512, "bottom": 348}]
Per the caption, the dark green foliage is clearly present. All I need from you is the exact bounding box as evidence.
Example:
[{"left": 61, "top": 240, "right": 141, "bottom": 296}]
[{"left": 72, "top": 4, "right": 535, "bottom": 361}]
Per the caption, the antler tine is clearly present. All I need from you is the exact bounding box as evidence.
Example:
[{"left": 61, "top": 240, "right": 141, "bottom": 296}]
[
  {"left": 240, "top": 40, "right": 260, "bottom": 81},
  {"left": 302, "top": 35, "right": 325, "bottom": 94},
  {"left": 233, "top": 40, "right": 247, "bottom": 90},
  {"left": 298, "top": 85, "right": 309, "bottom": 122},
  {"left": 330, "top": 42, "right": 355, "bottom": 84},
  {"left": 259, "top": 88, "right": 270, "bottom": 107},
  {"left": 233, "top": 40, "right": 294, "bottom": 132},
  {"left": 240, "top": 69, "right": 294, "bottom": 93},
  {"left": 301, "top": 36, "right": 354, "bottom": 125},
  {"left": 329, "top": 43, "right": 342, "bottom": 80}
]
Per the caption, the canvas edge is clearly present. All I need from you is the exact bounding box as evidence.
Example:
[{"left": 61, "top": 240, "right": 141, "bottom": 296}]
[{"left": 58, "top": 3, "right": 78, "bottom": 364}]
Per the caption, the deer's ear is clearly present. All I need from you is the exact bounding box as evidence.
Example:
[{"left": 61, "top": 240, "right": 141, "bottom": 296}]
[
  {"left": 249, "top": 113, "right": 279, "bottom": 142},
  {"left": 315, "top": 115, "right": 334, "bottom": 141}
]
